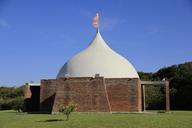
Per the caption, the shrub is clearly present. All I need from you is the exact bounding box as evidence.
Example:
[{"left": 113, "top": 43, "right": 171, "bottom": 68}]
[{"left": 59, "top": 101, "right": 76, "bottom": 121}]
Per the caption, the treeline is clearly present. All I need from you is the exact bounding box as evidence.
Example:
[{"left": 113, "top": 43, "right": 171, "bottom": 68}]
[
  {"left": 139, "top": 61, "right": 192, "bottom": 110},
  {"left": 0, "top": 86, "right": 24, "bottom": 110}
]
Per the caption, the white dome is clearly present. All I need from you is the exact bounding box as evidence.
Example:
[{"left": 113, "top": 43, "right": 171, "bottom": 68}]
[{"left": 57, "top": 30, "right": 139, "bottom": 78}]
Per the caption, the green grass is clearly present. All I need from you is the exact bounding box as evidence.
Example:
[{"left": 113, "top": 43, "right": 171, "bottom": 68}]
[{"left": 0, "top": 110, "right": 192, "bottom": 128}]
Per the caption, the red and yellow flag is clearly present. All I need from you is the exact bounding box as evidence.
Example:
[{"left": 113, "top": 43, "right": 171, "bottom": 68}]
[{"left": 93, "top": 13, "right": 99, "bottom": 28}]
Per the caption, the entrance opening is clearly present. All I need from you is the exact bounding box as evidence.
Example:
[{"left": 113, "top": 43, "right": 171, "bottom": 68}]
[{"left": 24, "top": 84, "right": 40, "bottom": 112}]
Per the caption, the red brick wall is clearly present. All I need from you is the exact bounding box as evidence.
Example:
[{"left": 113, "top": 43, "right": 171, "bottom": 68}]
[
  {"left": 105, "top": 78, "right": 141, "bottom": 112},
  {"left": 40, "top": 77, "right": 141, "bottom": 113},
  {"left": 40, "top": 79, "right": 57, "bottom": 113},
  {"left": 52, "top": 77, "right": 110, "bottom": 112}
]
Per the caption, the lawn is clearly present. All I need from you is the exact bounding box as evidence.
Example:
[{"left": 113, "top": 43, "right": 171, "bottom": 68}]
[{"left": 0, "top": 110, "right": 192, "bottom": 128}]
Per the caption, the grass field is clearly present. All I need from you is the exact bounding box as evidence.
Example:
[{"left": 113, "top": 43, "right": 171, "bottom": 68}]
[{"left": 0, "top": 110, "right": 192, "bottom": 128}]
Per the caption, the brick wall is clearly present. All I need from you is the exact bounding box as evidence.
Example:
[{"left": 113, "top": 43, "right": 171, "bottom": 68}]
[
  {"left": 40, "top": 77, "right": 141, "bottom": 113},
  {"left": 105, "top": 78, "right": 141, "bottom": 112},
  {"left": 40, "top": 79, "right": 57, "bottom": 113},
  {"left": 52, "top": 77, "right": 110, "bottom": 112}
]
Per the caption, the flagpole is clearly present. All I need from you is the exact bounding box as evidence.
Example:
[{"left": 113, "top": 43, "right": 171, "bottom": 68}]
[
  {"left": 97, "top": 12, "right": 99, "bottom": 33},
  {"left": 97, "top": 25, "right": 100, "bottom": 33}
]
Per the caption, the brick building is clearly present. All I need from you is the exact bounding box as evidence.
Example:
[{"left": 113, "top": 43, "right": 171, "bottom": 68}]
[{"left": 24, "top": 29, "right": 170, "bottom": 113}]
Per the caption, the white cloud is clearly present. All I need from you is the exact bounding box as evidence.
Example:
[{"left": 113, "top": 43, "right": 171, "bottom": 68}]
[
  {"left": 0, "top": 19, "right": 10, "bottom": 28},
  {"left": 100, "top": 17, "right": 126, "bottom": 31},
  {"left": 80, "top": 10, "right": 93, "bottom": 19},
  {"left": 147, "top": 27, "right": 159, "bottom": 35},
  {"left": 60, "top": 33, "right": 75, "bottom": 44},
  {"left": 137, "top": 26, "right": 160, "bottom": 39}
]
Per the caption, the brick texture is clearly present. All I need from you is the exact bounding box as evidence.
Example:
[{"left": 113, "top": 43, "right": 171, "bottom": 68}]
[
  {"left": 105, "top": 78, "right": 141, "bottom": 112},
  {"left": 40, "top": 77, "right": 142, "bottom": 113},
  {"left": 52, "top": 77, "right": 110, "bottom": 112},
  {"left": 40, "top": 79, "right": 57, "bottom": 113}
]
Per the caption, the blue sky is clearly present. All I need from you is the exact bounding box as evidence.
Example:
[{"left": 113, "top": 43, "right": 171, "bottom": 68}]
[{"left": 0, "top": 0, "right": 192, "bottom": 86}]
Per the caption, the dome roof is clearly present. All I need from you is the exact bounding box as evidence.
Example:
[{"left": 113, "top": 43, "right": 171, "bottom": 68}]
[{"left": 57, "top": 30, "right": 139, "bottom": 78}]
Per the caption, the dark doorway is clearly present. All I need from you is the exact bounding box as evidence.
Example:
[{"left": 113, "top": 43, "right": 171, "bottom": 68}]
[
  {"left": 30, "top": 86, "right": 40, "bottom": 111},
  {"left": 24, "top": 86, "right": 40, "bottom": 112}
]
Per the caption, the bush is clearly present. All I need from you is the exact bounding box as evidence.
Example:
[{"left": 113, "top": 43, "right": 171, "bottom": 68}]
[{"left": 59, "top": 101, "right": 77, "bottom": 121}]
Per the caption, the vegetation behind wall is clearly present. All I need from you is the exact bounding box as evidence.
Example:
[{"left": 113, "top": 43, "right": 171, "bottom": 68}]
[
  {"left": 139, "top": 61, "right": 192, "bottom": 110},
  {"left": 0, "top": 86, "right": 24, "bottom": 110}
]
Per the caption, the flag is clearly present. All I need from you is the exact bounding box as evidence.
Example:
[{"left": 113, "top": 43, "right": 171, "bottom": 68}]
[{"left": 93, "top": 13, "right": 99, "bottom": 28}]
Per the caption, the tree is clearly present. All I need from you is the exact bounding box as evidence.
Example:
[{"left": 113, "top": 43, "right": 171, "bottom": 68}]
[{"left": 59, "top": 101, "right": 76, "bottom": 121}]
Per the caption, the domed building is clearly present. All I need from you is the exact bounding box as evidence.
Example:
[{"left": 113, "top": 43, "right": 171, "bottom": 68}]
[
  {"left": 37, "top": 29, "right": 142, "bottom": 113},
  {"left": 24, "top": 14, "right": 170, "bottom": 113}
]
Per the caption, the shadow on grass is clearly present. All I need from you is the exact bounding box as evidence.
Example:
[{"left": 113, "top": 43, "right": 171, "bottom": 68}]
[
  {"left": 36, "top": 119, "right": 64, "bottom": 122},
  {"left": 5, "top": 111, "right": 18, "bottom": 114}
]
